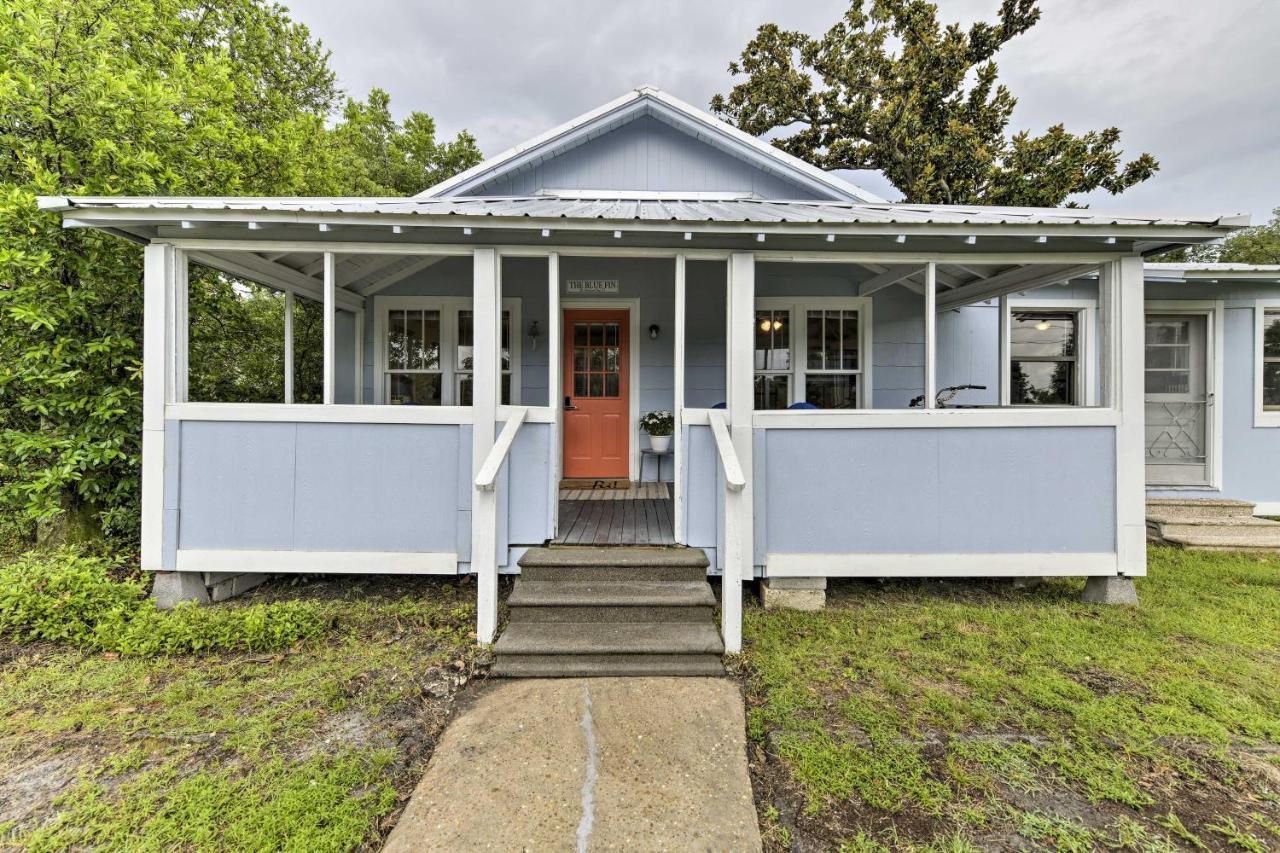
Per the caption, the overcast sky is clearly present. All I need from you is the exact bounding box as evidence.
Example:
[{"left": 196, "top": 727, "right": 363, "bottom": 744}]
[{"left": 285, "top": 0, "right": 1278, "bottom": 221}]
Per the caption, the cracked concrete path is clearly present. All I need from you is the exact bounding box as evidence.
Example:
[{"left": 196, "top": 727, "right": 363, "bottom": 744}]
[{"left": 382, "top": 677, "right": 761, "bottom": 852}]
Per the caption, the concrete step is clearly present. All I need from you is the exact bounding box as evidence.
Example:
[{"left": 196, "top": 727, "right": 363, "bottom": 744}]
[
  {"left": 518, "top": 546, "right": 708, "bottom": 582},
  {"left": 1157, "top": 529, "right": 1280, "bottom": 550},
  {"left": 508, "top": 579, "right": 716, "bottom": 608},
  {"left": 491, "top": 654, "right": 725, "bottom": 678},
  {"left": 509, "top": 605, "right": 713, "bottom": 623},
  {"left": 1147, "top": 514, "right": 1277, "bottom": 527},
  {"left": 1146, "top": 498, "right": 1257, "bottom": 519},
  {"left": 494, "top": 622, "right": 726, "bottom": 656}
]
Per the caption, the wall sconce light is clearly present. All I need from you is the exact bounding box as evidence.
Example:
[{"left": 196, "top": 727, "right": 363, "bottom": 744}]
[
  {"left": 649, "top": 324, "right": 660, "bottom": 340},
  {"left": 529, "top": 320, "right": 541, "bottom": 350}
]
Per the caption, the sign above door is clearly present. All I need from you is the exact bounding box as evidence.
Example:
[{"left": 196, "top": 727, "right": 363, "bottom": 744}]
[{"left": 565, "top": 279, "right": 619, "bottom": 295}]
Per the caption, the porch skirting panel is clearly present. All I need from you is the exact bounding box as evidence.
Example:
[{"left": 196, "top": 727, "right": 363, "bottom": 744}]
[
  {"left": 765, "top": 552, "right": 1121, "bottom": 578},
  {"left": 757, "top": 426, "right": 1118, "bottom": 560}
]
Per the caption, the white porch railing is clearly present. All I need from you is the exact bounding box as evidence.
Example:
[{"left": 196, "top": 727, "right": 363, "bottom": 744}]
[
  {"left": 706, "top": 411, "right": 746, "bottom": 491},
  {"left": 475, "top": 406, "right": 528, "bottom": 491}
]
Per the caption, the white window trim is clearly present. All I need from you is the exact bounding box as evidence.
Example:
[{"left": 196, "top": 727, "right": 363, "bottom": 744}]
[
  {"left": 372, "top": 295, "right": 521, "bottom": 406},
  {"left": 753, "top": 296, "right": 874, "bottom": 410},
  {"left": 1004, "top": 297, "right": 1097, "bottom": 407},
  {"left": 1256, "top": 299, "right": 1280, "bottom": 428}
]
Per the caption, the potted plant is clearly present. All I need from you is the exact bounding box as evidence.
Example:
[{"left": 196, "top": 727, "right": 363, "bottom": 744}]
[{"left": 640, "top": 410, "right": 674, "bottom": 454}]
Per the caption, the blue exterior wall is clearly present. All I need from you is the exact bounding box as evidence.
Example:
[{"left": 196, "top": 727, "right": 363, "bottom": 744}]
[
  {"left": 756, "top": 426, "right": 1116, "bottom": 556},
  {"left": 167, "top": 418, "right": 552, "bottom": 568},
  {"left": 464, "top": 114, "right": 822, "bottom": 199}
]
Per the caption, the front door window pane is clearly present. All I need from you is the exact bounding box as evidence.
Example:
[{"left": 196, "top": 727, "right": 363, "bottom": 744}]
[
  {"left": 572, "top": 321, "right": 621, "bottom": 398},
  {"left": 1264, "top": 311, "right": 1280, "bottom": 410}
]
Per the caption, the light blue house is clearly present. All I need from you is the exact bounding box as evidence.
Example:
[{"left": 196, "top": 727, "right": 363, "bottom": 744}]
[{"left": 41, "top": 86, "right": 1256, "bottom": 656}]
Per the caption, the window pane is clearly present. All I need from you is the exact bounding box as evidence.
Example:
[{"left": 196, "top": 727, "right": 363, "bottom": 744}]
[
  {"left": 806, "top": 311, "right": 825, "bottom": 369},
  {"left": 590, "top": 323, "right": 603, "bottom": 346},
  {"left": 1146, "top": 370, "right": 1190, "bottom": 395},
  {"left": 1011, "top": 312, "right": 1076, "bottom": 358},
  {"left": 604, "top": 323, "right": 619, "bottom": 346},
  {"left": 458, "top": 373, "right": 472, "bottom": 406},
  {"left": 501, "top": 311, "right": 512, "bottom": 371},
  {"left": 1146, "top": 319, "right": 1190, "bottom": 345},
  {"left": 388, "top": 310, "right": 408, "bottom": 370},
  {"left": 1265, "top": 311, "right": 1280, "bottom": 358},
  {"left": 574, "top": 348, "right": 587, "bottom": 371},
  {"left": 754, "top": 310, "right": 790, "bottom": 371},
  {"left": 754, "top": 375, "right": 789, "bottom": 410},
  {"left": 605, "top": 347, "right": 619, "bottom": 372},
  {"left": 388, "top": 373, "right": 441, "bottom": 406},
  {"left": 1264, "top": 362, "right": 1280, "bottom": 409},
  {"left": 1010, "top": 360, "right": 1075, "bottom": 405},
  {"left": 840, "top": 312, "right": 859, "bottom": 370},
  {"left": 457, "top": 310, "right": 474, "bottom": 370},
  {"left": 805, "top": 374, "right": 857, "bottom": 409},
  {"left": 589, "top": 346, "right": 605, "bottom": 371},
  {"left": 574, "top": 374, "right": 588, "bottom": 396},
  {"left": 604, "top": 373, "right": 619, "bottom": 397},
  {"left": 1145, "top": 345, "right": 1190, "bottom": 370},
  {"left": 420, "top": 310, "right": 440, "bottom": 370},
  {"left": 573, "top": 323, "right": 588, "bottom": 346},
  {"left": 589, "top": 374, "right": 603, "bottom": 396},
  {"left": 501, "top": 373, "right": 511, "bottom": 405}
]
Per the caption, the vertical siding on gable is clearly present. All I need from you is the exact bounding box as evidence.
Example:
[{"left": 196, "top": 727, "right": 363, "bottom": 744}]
[{"left": 466, "top": 115, "right": 822, "bottom": 199}]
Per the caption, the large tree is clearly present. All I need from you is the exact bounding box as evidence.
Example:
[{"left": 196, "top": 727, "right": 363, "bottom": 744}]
[
  {"left": 0, "top": 0, "right": 478, "bottom": 547},
  {"left": 1155, "top": 207, "right": 1280, "bottom": 264},
  {"left": 712, "top": 0, "right": 1158, "bottom": 206}
]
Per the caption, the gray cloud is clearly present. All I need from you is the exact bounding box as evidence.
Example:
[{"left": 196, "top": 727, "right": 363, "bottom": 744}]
[{"left": 286, "top": 0, "right": 1279, "bottom": 220}]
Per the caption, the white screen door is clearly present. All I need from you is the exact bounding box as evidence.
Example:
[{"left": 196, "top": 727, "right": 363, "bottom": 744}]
[{"left": 1144, "top": 313, "right": 1210, "bottom": 485}]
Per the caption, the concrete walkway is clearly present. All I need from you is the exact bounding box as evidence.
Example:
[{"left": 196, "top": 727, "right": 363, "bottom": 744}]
[{"left": 383, "top": 677, "right": 761, "bottom": 852}]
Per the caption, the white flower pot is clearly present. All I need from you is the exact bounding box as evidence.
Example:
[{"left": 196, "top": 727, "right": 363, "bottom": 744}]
[{"left": 648, "top": 434, "right": 672, "bottom": 454}]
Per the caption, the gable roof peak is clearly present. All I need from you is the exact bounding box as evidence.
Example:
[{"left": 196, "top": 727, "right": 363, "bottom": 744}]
[{"left": 417, "top": 86, "right": 886, "bottom": 204}]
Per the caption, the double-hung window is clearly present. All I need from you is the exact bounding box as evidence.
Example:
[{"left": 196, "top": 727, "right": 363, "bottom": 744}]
[
  {"left": 378, "top": 297, "right": 519, "bottom": 405},
  {"left": 1260, "top": 305, "right": 1280, "bottom": 421},
  {"left": 753, "top": 299, "right": 868, "bottom": 409},
  {"left": 1007, "top": 308, "right": 1087, "bottom": 406}
]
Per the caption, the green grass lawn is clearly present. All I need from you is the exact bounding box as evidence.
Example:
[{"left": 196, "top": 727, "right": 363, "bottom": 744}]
[
  {"left": 742, "top": 547, "right": 1280, "bottom": 852},
  {"left": 0, "top": 575, "right": 480, "bottom": 852}
]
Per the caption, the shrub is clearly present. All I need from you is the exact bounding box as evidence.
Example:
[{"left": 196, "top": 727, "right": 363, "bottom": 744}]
[{"left": 0, "top": 551, "right": 323, "bottom": 655}]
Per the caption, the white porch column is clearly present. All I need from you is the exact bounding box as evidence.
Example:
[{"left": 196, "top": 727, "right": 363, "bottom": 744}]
[
  {"left": 1113, "top": 255, "right": 1147, "bottom": 577},
  {"left": 723, "top": 252, "right": 755, "bottom": 654},
  {"left": 322, "top": 252, "right": 336, "bottom": 404},
  {"left": 997, "top": 293, "right": 1010, "bottom": 405},
  {"left": 673, "top": 253, "right": 686, "bottom": 542},
  {"left": 472, "top": 248, "right": 501, "bottom": 643},
  {"left": 547, "top": 252, "right": 562, "bottom": 535},
  {"left": 283, "top": 292, "right": 295, "bottom": 404},
  {"left": 353, "top": 308, "right": 364, "bottom": 404},
  {"left": 923, "top": 261, "right": 937, "bottom": 408},
  {"left": 141, "top": 243, "right": 177, "bottom": 571}
]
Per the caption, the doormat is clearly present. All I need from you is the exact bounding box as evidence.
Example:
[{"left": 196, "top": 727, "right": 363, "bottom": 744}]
[
  {"left": 560, "top": 482, "right": 670, "bottom": 500},
  {"left": 559, "top": 479, "right": 631, "bottom": 490}
]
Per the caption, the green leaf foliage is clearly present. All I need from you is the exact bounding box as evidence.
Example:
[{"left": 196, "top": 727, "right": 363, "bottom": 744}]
[
  {"left": 711, "top": 0, "right": 1159, "bottom": 206},
  {"left": 1157, "top": 207, "right": 1280, "bottom": 264},
  {"left": 0, "top": 0, "right": 481, "bottom": 547},
  {"left": 0, "top": 550, "right": 324, "bottom": 654}
]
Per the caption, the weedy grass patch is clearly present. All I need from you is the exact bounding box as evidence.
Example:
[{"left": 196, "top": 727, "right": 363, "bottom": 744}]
[
  {"left": 0, "top": 558, "right": 481, "bottom": 852},
  {"left": 742, "top": 546, "right": 1280, "bottom": 851}
]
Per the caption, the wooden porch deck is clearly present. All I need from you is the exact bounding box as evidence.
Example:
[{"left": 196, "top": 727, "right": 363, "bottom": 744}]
[{"left": 553, "top": 498, "right": 676, "bottom": 545}]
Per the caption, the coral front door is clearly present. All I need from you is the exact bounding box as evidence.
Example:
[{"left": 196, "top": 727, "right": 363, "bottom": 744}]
[{"left": 563, "top": 310, "right": 630, "bottom": 479}]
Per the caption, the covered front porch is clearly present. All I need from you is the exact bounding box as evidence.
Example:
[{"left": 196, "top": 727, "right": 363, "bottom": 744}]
[{"left": 43, "top": 195, "right": 1238, "bottom": 650}]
